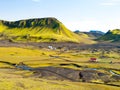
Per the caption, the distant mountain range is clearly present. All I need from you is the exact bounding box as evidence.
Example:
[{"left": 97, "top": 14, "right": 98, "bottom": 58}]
[
  {"left": 75, "top": 29, "right": 120, "bottom": 43},
  {"left": 74, "top": 30, "right": 105, "bottom": 39},
  {"left": 0, "top": 17, "right": 95, "bottom": 44}
]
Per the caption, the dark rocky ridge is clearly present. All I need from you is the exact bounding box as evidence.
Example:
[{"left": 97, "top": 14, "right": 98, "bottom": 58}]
[{"left": 0, "top": 17, "right": 60, "bottom": 28}]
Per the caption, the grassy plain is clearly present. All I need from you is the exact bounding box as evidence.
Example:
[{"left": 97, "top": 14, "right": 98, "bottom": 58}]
[
  {"left": 0, "top": 69, "right": 120, "bottom": 90},
  {"left": 0, "top": 47, "right": 120, "bottom": 90}
]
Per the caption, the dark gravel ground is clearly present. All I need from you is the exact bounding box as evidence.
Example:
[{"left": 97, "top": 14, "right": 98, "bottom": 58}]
[{"left": 0, "top": 40, "right": 120, "bottom": 51}]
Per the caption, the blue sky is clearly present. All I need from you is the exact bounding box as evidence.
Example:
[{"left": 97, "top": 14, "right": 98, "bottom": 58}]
[{"left": 0, "top": 0, "right": 120, "bottom": 32}]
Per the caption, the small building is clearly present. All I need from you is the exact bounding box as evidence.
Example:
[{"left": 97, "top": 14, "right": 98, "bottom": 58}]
[
  {"left": 48, "top": 45, "right": 56, "bottom": 50},
  {"left": 48, "top": 46, "right": 53, "bottom": 50},
  {"left": 89, "top": 58, "right": 97, "bottom": 62}
]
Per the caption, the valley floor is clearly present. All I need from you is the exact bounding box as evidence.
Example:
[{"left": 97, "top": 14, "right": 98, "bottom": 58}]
[
  {"left": 0, "top": 68, "right": 120, "bottom": 90},
  {"left": 0, "top": 41, "right": 120, "bottom": 90}
]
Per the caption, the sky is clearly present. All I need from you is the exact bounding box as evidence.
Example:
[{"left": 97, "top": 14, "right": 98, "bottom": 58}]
[{"left": 0, "top": 0, "right": 120, "bottom": 32}]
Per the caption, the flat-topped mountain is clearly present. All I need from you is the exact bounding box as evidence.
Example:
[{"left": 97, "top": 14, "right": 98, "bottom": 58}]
[
  {"left": 0, "top": 17, "right": 95, "bottom": 44},
  {"left": 0, "top": 18, "right": 60, "bottom": 28}
]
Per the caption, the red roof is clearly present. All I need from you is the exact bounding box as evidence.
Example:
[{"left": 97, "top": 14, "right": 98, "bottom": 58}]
[{"left": 90, "top": 58, "right": 97, "bottom": 61}]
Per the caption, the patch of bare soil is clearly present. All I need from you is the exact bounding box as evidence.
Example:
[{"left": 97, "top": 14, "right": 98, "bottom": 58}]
[
  {"left": 0, "top": 40, "right": 120, "bottom": 51},
  {"left": 33, "top": 66, "right": 120, "bottom": 85},
  {"left": 0, "top": 60, "right": 120, "bottom": 87}
]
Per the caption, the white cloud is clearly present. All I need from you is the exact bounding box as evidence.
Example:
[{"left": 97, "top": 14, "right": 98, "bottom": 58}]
[
  {"left": 100, "top": 2, "right": 116, "bottom": 6},
  {"left": 64, "top": 20, "right": 100, "bottom": 32},
  {"left": 111, "top": 0, "right": 120, "bottom": 2},
  {"left": 32, "top": 0, "right": 41, "bottom": 2},
  {"left": 100, "top": 0, "right": 120, "bottom": 6},
  {"left": 64, "top": 18, "right": 120, "bottom": 33}
]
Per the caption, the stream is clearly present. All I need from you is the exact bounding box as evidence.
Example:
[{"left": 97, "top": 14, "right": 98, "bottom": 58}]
[
  {"left": 14, "top": 63, "right": 120, "bottom": 77},
  {"left": 85, "top": 68, "right": 120, "bottom": 76}
]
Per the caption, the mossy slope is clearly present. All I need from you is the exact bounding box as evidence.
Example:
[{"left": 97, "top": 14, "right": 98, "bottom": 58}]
[
  {"left": 99, "top": 29, "right": 120, "bottom": 42},
  {"left": 0, "top": 17, "right": 95, "bottom": 43}
]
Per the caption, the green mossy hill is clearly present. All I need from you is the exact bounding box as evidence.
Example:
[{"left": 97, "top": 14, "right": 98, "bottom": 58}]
[
  {"left": 0, "top": 18, "right": 59, "bottom": 28},
  {"left": 0, "top": 17, "right": 95, "bottom": 43},
  {"left": 99, "top": 29, "right": 120, "bottom": 42}
]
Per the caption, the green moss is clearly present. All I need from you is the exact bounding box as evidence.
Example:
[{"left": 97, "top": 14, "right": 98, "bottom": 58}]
[
  {"left": 0, "top": 17, "right": 95, "bottom": 44},
  {"left": 99, "top": 29, "right": 120, "bottom": 42}
]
